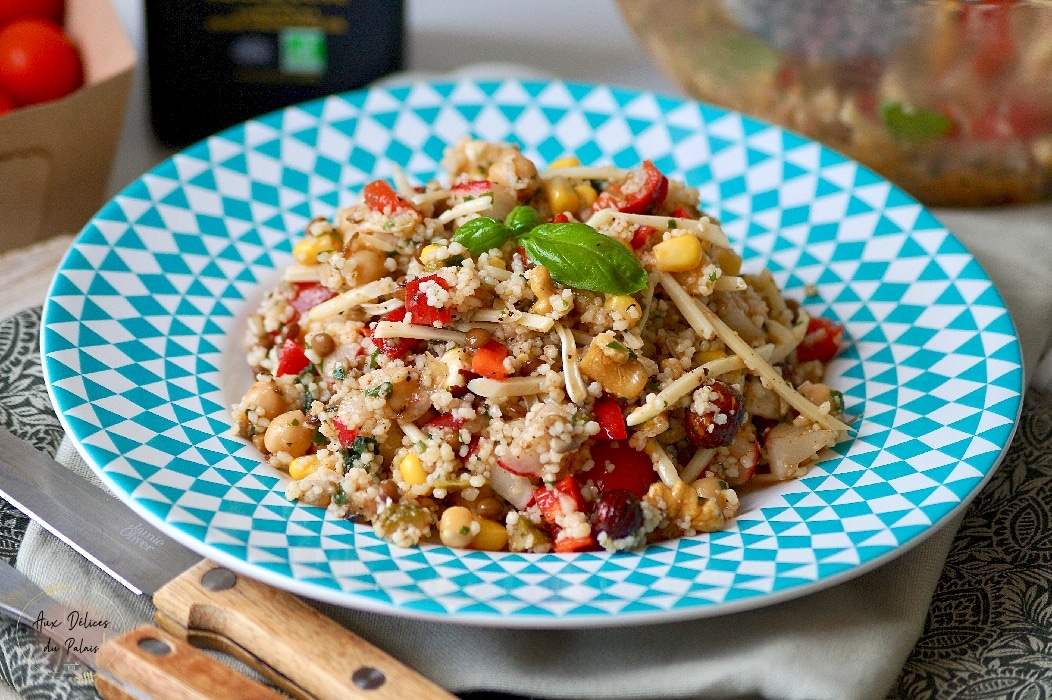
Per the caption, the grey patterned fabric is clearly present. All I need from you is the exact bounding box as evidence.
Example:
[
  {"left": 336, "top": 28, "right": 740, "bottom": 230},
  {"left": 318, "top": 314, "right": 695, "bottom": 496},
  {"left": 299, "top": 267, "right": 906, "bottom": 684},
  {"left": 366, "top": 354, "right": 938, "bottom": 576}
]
[{"left": 1, "top": 304, "right": 1050, "bottom": 699}]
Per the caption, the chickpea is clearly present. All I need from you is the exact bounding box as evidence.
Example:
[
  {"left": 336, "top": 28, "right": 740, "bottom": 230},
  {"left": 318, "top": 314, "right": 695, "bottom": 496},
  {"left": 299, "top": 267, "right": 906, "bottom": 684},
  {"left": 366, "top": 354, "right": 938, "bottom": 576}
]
[
  {"left": 346, "top": 246, "right": 388, "bottom": 286},
  {"left": 311, "top": 332, "right": 336, "bottom": 357},
  {"left": 438, "top": 505, "right": 480, "bottom": 548},
  {"left": 263, "top": 410, "right": 313, "bottom": 457},
  {"left": 242, "top": 380, "right": 289, "bottom": 419}
]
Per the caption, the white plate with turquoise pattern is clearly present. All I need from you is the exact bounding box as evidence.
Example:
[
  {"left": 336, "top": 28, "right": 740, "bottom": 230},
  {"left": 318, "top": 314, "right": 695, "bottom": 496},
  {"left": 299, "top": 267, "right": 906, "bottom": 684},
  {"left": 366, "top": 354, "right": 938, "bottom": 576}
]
[{"left": 41, "top": 79, "right": 1024, "bottom": 627}]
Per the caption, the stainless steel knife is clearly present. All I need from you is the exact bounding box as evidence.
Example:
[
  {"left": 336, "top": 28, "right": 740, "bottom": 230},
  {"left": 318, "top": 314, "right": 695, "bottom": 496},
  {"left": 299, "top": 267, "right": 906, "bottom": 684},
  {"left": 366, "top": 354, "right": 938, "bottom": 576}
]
[
  {"left": 0, "top": 556, "right": 284, "bottom": 699},
  {"left": 0, "top": 426, "right": 456, "bottom": 700}
]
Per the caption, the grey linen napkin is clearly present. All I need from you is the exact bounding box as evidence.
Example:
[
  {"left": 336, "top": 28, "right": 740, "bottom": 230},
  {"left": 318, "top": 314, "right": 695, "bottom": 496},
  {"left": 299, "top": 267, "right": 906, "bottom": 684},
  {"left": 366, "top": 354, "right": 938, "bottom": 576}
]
[{"left": 3, "top": 304, "right": 1051, "bottom": 700}]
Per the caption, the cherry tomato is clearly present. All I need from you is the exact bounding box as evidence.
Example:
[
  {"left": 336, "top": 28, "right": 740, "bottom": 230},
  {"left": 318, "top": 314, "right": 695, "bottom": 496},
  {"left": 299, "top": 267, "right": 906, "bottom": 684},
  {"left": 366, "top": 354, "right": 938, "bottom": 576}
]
[
  {"left": 592, "top": 398, "right": 627, "bottom": 440},
  {"left": 577, "top": 442, "right": 656, "bottom": 498},
  {"left": 592, "top": 161, "right": 669, "bottom": 215},
  {"left": 363, "top": 179, "right": 418, "bottom": 218},
  {"left": 404, "top": 274, "right": 453, "bottom": 326},
  {"left": 796, "top": 316, "right": 845, "bottom": 363},
  {"left": 0, "top": 18, "right": 82, "bottom": 106},
  {"left": 0, "top": 0, "right": 63, "bottom": 26},
  {"left": 0, "top": 87, "right": 15, "bottom": 117}
]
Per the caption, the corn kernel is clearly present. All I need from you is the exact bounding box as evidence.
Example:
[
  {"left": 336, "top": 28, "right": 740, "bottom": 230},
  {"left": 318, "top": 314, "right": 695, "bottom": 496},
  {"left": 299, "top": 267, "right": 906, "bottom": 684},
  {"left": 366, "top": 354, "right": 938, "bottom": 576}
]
[
  {"left": 715, "top": 247, "right": 742, "bottom": 276},
  {"left": 652, "top": 234, "right": 703, "bottom": 272},
  {"left": 694, "top": 349, "right": 726, "bottom": 366},
  {"left": 470, "top": 517, "right": 508, "bottom": 551},
  {"left": 292, "top": 235, "right": 337, "bottom": 265},
  {"left": 288, "top": 455, "right": 320, "bottom": 480},
  {"left": 544, "top": 175, "right": 579, "bottom": 214},
  {"left": 419, "top": 244, "right": 444, "bottom": 271},
  {"left": 548, "top": 156, "right": 581, "bottom": 169},
  {"left": 573, "top": 182, "right": 597, "bottom": 209},
  {"left": 603, "top": 294, "right": 641, "bottom": 315},
  {"left": 399, "top": 453, "right": 428, "bottom": 486}
]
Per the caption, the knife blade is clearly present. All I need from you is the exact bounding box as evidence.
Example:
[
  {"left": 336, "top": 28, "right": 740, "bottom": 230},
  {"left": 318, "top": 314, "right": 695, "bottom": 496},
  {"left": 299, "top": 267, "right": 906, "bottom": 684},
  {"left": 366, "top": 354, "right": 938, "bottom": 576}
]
[
  {"left": 0, "top": 557, "right": 284, "bottom": 699},
  {"left": 0, "top": 426, "right": 456, "bottom": 700}
]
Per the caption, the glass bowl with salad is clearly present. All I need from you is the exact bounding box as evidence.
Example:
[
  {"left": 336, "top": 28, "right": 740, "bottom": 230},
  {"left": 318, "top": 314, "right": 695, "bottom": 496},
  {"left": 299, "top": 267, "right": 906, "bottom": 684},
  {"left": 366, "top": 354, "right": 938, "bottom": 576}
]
[{"left": 617, "top": 0, "right": 1052, "bottom": 207}]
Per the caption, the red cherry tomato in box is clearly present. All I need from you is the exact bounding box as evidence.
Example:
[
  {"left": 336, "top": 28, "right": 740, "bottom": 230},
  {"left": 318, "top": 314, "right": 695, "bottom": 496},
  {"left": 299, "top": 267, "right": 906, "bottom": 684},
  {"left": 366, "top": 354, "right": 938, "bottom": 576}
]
[
  {"left": 795, "top": 316, "right": 845, "bottom": 363},
  {"left": 592, "top": 160, "right": 668, "bottom": 215},
  {"left": 0, "top": 87, "right": 15, "bottom": 116},
  {"left": 577, "top": 442, "right": 656, "bottom": 499},
  {"left": 404, "top": 274, "right": 453, "bottom": 327},
  {"left": 0, "top": 0, "right": 64, "bottom": 26},
  {"left": 275, "top": 338, "right": 311, "bottom": 376},
  {"left": 0, "top": 18, "right": 82, "bottom": 106}
]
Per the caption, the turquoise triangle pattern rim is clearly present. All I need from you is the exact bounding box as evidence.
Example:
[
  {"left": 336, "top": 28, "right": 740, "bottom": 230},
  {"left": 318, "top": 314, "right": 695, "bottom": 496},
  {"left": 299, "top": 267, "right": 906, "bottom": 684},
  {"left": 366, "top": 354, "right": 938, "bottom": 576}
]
[{"left": 41, "top": 79, "right": 1023, "bottom": 627}]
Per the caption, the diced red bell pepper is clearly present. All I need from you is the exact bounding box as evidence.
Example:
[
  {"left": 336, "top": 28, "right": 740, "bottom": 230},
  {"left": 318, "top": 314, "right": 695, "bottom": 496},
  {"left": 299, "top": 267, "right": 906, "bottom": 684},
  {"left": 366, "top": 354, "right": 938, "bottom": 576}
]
[
  {"left": 592, "top": 160, "right": 668, "bottom": 215},
  {"left": 276, "top": 337, "right": 311, "bottom": 376},
  {"left": 669, "top": 206, "right": 694, "bottom": 220},
  {"left": 577, "top": 442, "right": 656, "bottom": 498},
  {"left": 451, "top": 180, "right": 493, "bottom": 197},
  {"left": 289, "top": 282, "right": 337, "bottom": 315},
  {"left": 471, "top": 339, "right": 510, "bottom": 380},
  {"left": 363, "top": 179, "right": 418, "bottom": 217},
  {"left": 368, "top": 307, "right": 415, "bottom": 359},
  {"left": 553, "top": 534, "right": 598, "bottom": 553},
  {"left": 550, "top": 212, "right": 572, "bottom": 224},
  {"left": 331, "top": 416, "right": 358, "bottom": 447},
  {"left": 796, "top": 316, "right": 845, "bottom": 363},
  {"left": 404, "top": 274, "right": 453, "bottom": 327},
  {"left": 630, "top": 224, "right": 658, "bottom": 250},
  {"left": 593, "top": 398, "right": 628, "bottom": 440}
]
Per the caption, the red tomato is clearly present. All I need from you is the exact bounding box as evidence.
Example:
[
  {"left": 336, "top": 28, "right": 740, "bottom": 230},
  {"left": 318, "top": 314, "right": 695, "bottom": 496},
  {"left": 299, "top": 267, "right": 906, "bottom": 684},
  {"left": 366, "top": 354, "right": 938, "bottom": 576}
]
[
  {"left": 404, "top": 274, "right": 452, "bottom": 326},
  {"left": 367, "top": 307, "right": 416, "bottom": 359},
  {"left": 363, "top": 179, "right": 418, "bottom": 218},
  {"left": 592, "top": 161, "right": 668, "bottom": 215},
  {"left": 796, "top": 316, "right": 845, "bottom": 363},
  {"left": 0, "top": 87, "right": 15, "bottom": 116},
  {"left": 629, "top": 224, "right": 658, "bottom": 250},
  {"left": 331, "top": 416, "right": 358, "bottom": 448},
  {"left": 0, "top": 0, "right": 63, "bottom": 26},
  {"left": 577, "top": 442, "right": 656, "bottom": 498},
  {"left": 0, "top": 18, "right": 82, "bottom": 106},
  {"left": 592, "top": 398, "right": 627, "bottom": 440},
  {"left": 275, "top": 338, "right": 311, "bottom": 376}
]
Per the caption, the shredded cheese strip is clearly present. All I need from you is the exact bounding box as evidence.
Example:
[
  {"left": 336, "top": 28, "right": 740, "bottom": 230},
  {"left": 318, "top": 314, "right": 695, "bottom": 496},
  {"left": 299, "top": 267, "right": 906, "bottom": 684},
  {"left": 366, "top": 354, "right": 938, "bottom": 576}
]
[
  {"left": 679, "top": 447, "right": 716, "bottom": 484},
  {"left": 284, "top": 264, "right": 323, "bottom": 283},
  {"left": 466, "top": 376, "right": 546, "bottom": 398},
  {"left": 437, "top": 197, "right": 492, "bottom": 224},
  {"left": 390, "top": 164, "right": 415, "bottom": 199},
  {"left": 307, "top": 278, "right": 399, "bottom": 321},
  {"left": 373, "top": 322, "right": 466, "bottom": 344},
  {"left": 399, "top": 421, "right": 428, "bottom": 444},
  {"left": 713, "top": 275, "right": 747, "bottom": 292},
  {"left": 359, "top": 299, "right": 405, "bottom": 317},
  {"left": 473, "top": 308, "right": 554, "bottom": 332},
  {"left": 479, "top": 264, "right": 513, "bottom": 282},
  {"left": 555, "top": 322, "right": 588, "bottom": 404},
  {"left": 410, "top": 188, "right": 452, "bottom": 206},
  {"left": 765, "top": 312, "right": 809, "bottom": 365},
  {"left": 626, "top": 354, "right": 750, "bottom": 427},
  {"left": 636, "top": 273, "right": 659, "bottom": 331},
  {"left": 658, "top": 272, "right": 717, "bottom": 339},
  {"left": 357, "top": 232, "right": 399, "bottom": 252},
  {"left": 538, "top": 165, "right": 626, "bottom": 181},
  {"left": 586, "top": 210, "right": 731, "bottom": 249},
  {"left": 659, "top": 273, "right": 851, "bottom": 434},
  {"left": 645, "top": 439, "right": 681, "bottom": 486}
]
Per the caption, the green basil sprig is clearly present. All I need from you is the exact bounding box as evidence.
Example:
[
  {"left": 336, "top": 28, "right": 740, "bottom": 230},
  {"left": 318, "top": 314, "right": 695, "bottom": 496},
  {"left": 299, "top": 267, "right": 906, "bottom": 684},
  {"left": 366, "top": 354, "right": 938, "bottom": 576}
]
[
  {"left": 451, "top": 206, "right": 648, "bottom": 295},
  {"left": 520, "top": 223, "right": 647, "bottom": 295},
  {"left": 451, "top": 216, "right": 511, "bottom": 255}
]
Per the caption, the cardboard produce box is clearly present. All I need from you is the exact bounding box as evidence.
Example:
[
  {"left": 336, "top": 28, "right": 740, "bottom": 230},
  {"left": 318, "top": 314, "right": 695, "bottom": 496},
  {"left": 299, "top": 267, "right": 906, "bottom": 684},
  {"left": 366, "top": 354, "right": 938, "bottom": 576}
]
[{"left": 0, "top": 0, "right": 136, "bottom": 253}]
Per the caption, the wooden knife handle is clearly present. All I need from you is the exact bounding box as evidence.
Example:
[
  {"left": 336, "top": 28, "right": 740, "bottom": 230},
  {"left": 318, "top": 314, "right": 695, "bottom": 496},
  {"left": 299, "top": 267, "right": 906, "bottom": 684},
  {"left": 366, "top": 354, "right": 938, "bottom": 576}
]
[
  {"left": 153, "top": 560, "right": 456, "bottom": 700},
  {"left": 95, "top": 625, "right": 285, "bottom": 700}
]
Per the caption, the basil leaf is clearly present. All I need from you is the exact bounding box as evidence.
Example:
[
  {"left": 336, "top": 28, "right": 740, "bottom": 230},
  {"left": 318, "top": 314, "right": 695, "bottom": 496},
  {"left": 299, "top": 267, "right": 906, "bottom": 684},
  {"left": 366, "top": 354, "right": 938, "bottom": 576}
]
[
  {"left": 504, "top": 205, "right": 541, "bottom": 236},
  {"left": 452, "top": 216, "right": 511, "bottom": 255},
  {"left": 879, "top": 101, "right": 952, "bottom": 143},
  {"left": 520, "top": 223, "right": 647, "bottom": 295}
]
